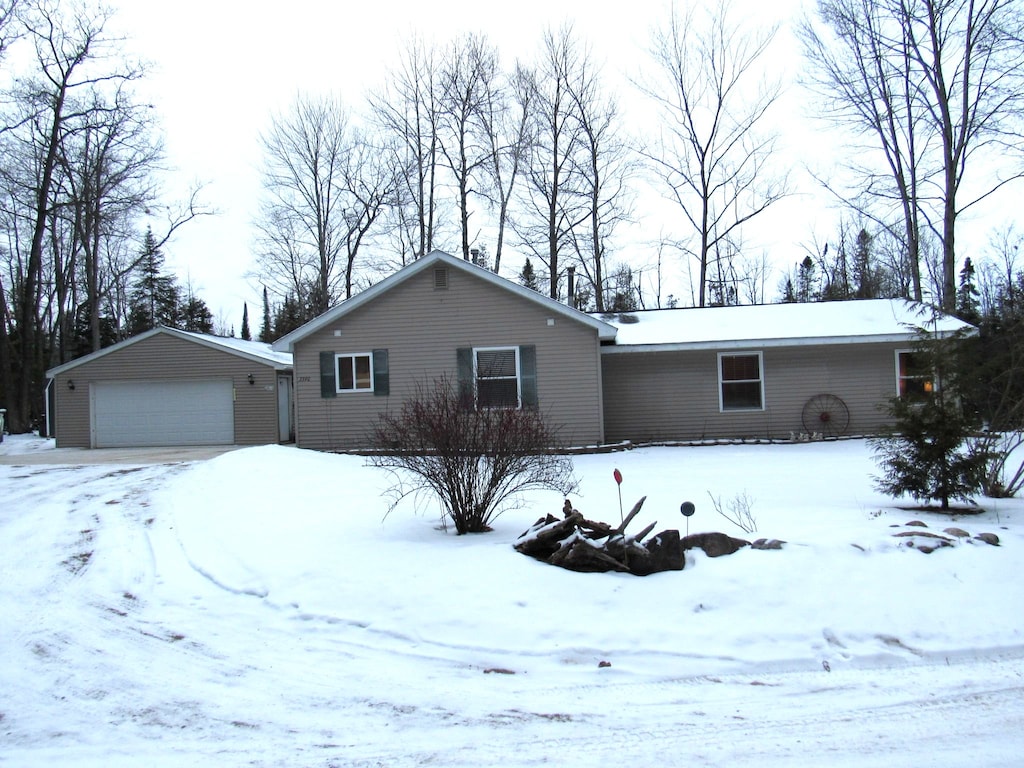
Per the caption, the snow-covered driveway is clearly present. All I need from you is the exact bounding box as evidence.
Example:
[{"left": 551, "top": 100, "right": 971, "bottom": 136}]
[{"left": 1, "top": 436, "right": 1022, "bottom": 766}]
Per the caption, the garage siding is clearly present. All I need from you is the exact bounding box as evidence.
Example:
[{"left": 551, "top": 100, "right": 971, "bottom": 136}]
[{"left": 51, "top": 333, "right": 282, "bottom": 448}]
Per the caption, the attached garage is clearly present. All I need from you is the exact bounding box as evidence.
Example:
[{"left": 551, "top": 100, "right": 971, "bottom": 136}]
[{"left": 46, "top": 327, "right": 293, "bottom": 449}]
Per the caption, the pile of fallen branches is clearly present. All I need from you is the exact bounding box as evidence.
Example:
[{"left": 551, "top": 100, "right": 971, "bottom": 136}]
[{"left": 514, "top": 497, "right": 685, "bottom": 576}]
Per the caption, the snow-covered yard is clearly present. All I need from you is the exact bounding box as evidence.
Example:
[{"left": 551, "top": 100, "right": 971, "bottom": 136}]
[{"left": 1, "top": 434, "right": 1022, "bottom": 766}]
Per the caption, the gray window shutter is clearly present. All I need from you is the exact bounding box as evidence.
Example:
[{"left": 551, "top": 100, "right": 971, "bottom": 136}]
[
  {"left": 519, "top": 345, "right": 538, "bottom": 408},
  {"left": 372, "top": 349, "right": 389, "bottom": 396},
  {"left": 319, "top": 351, "right": 336, "bottom": 398},
  {"left": 456, "top": 347, "right": 474, "bottom": 408}
]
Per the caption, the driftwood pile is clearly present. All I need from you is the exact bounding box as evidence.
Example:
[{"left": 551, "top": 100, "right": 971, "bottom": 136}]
[
  {"left": 514, "top": 497, "right": 685, "bottom": 576},
  {"left": 515, "top": 498, "right": 768, "bottom": 576}
]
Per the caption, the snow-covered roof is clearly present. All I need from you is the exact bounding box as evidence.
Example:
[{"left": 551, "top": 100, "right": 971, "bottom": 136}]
[
  {"left": 595, "top": 299, "right": 975, "bottom": 353},
  {"left": 174, "top": 329, "right": 293, "bottom": 367},
  {"left": 45, "top": 326, "right": 293, "bottom": 378},
  {"left": 272, "top": 250, "right": 618, "bottom": 352}
]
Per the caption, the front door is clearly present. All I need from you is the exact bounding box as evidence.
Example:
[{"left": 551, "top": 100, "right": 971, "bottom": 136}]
[{"left": 277, "top": 375, "right": 294, "bottom": 442}]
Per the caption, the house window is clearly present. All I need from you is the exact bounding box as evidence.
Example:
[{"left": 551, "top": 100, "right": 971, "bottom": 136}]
[
  {"left": 475, "top": 347, "right": 520, "bottom": 408},
  {"left": 456, "top": 346, "right": 537, "bottom": 410},
  {"left": 896, "top": 350, "right": 934, "bottom": 398},
  {"left": 336, "top": 353, "right": 373, "bottom": 393},
  {"left": 719, "top": 352, "right": 764, "bottom": 411}
]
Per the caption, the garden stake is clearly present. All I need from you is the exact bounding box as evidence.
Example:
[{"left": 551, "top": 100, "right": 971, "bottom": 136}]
[
  {"left": 613, "top": 468, "right": 627, "bottom": 569},
  {"left": 680, "top": 501, "right": 696, "bottom": 536},
  {"left": 613, "top": 468, "right": 624, "bottom": 524}
]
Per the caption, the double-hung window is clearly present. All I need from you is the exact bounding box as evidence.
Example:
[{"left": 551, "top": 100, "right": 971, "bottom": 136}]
[
  {"left": 896, "top": 350, "right": 933, "bottom": 398},
  {"left": 318, "top": 349, "right": 389, "bottom": 398},
  {"left": 456, "top": 345, "right": 538, "bottom": 410},
  {"left": 475, "top": 347, "right": 520, "bottom": 408},
  {"left": 336, "top": 353, "right": 373, "bottom": 393},
  {"left": 719, "top": 352, "right": 764, "bottom": 411}
]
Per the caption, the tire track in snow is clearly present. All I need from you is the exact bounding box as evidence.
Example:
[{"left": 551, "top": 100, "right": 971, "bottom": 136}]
[
  {"left": 0, "top": 462, "right": 231, "bottom": 750},
  {"left": 322, "top": 669, "right": 1024, "bottom": 768}
]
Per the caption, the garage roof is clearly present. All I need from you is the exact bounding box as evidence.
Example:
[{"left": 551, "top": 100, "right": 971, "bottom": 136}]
[{"left": 45, "top": 326, "right": 293, "bottom": 378}]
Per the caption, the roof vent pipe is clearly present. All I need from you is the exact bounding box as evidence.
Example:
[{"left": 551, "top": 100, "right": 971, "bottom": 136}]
[{"left": 567, "top": 266, "right": 576, "bottom": 309}]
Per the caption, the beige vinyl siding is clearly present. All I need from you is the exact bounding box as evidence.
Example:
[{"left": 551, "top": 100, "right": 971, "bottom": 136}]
[
  {"left": 51, "top": 334, "right": 282, "bottom": 448},
  {"left": 601, "top": 342, "right": 901, "bottom": 442},
  {"left": 294, "top": 266, "right": 604, "bottom": 450}
]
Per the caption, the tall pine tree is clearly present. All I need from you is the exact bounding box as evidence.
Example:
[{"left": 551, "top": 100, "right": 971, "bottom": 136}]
[
  {"left": 240, "top": 303, "right": 251, "bottom": 340},
  {"left": 796, "top": 256, "right": 817, "bottom": 302},
  {"left": 127, "top": 228, "right": 181, "bottom": 335},
  {"left": 853, "top": 228, "right": 878, "bottom": 299},
  {"left": 272, "top": 294, "right": 305, "bottom": 338},
  {"left": 519, "top": 258, "right": 539, "bottom": 292},
  {"left": 955, "top": 258, "right": 981, "bottom": 325},
  {"left": 180, "top": 293, "right": 214, "bottom": 334},
  {"left": 260, "top": 287, "right": 273, "bottom": 342}
]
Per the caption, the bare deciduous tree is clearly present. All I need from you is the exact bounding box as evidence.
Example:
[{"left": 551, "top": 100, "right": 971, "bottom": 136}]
[
  {"left": 564, "top": 47, "right": 635, "bottom": 312},
  {"left": 640, "top": 0, "right": 790, "bottom": 308},
  {"left": 56, "top": 80, "right": 164, "bottom": 354},
  {"left": 514, "top": 25, "right": 591, "bottom": 301},
  {"left": 801, "top": 0, "right": 930, "bottom": 302},
  {"left": 437, "top": 33, "right": 499, "bottom": 261},
  {"left": 478, "top": 62, "right": 532, "bottom": 274},
  {"left": 258, "top": 93, "right": 350, "bottom": 316},
  {"left": 336, "top": 130, "right": 398, "bottom": 297},
  {"left": 0, "top": 0, "right": 146, "bottom": 431},
  {"left": 372, "top": 35, "right": 450, "bottom": 263},
  {"left": 0, "top": 0, "right": 20, "bottom": 69},
  {"left": 257, "top": 94, "right": 393, "bottom": 313},
  {"left": 802, "top": 0, "right": 1024, "bottom": 312}
]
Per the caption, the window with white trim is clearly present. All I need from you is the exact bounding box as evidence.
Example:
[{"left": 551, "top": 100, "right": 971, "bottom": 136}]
[
  {"left": 719, "top": 352, "right": 764, "bottom": 411},
  {"left": 336, "top": 353, "right": 373, "bottom": 393},
  {"left": 475, "top": 347, "right": 520, "bottom": 408},
  {"left": 895, "top": 350, "right": 934, "bottom": 398}
]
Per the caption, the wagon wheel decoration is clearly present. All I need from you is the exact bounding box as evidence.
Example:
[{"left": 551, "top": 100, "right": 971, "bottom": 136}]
[{"left": 801, "top": 393, "right": 850, "bottom": 438}]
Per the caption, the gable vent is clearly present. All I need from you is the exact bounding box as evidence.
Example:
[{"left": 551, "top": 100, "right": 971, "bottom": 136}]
[{"left": 434, "top": 267, "right": 449, "bottom": 290}]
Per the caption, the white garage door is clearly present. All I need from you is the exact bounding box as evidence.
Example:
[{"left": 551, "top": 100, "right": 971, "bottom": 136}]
[{"left": 92, "top": 380, "right": 234, "bottom": 448}]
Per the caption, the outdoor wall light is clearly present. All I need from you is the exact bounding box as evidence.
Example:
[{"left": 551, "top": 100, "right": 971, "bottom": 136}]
[
  {"left": 67, "top": 379, "right": 75, "bottom": 391},
  {"left": 247, "top": 373, "right": 255, "bottom": 385}
]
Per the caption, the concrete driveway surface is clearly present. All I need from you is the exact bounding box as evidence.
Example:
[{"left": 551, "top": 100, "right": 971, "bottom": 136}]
[{"left": 0, "top": 444, "right": 243, "bottom": 465}]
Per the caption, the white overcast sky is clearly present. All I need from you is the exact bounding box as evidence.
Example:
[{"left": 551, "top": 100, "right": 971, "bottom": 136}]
[{"left": 103, "top": 0, "right": 1011, "bottom": 330}]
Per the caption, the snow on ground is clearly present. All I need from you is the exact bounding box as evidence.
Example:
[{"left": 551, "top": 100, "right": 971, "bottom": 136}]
[{"left": 1, "top": 433, "right": 1023, "bottom": 766}]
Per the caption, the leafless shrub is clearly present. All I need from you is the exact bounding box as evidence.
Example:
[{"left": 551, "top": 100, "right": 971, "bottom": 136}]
[
  {"left": 708, "top": 490, "right": 757, "bottom": 534},
  {"left": 969, "top": 431, "right": 1024, "bottom": 498},
  {"left": 369, "top": 377, "right": 579, "bottom": 534}
]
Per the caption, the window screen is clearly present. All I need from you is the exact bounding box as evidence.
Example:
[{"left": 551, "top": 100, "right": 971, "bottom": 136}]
[
  {"left": 720, "top": 353, "right": 763, "bottom": 410},
  {"left": 476, "top": 348, "right": 519, "bottom": 408}
]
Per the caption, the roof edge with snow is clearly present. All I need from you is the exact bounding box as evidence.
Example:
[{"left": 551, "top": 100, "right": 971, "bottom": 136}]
[
  {"left": 271, "top": 250, "right": 618, "bottom": 352},
  {"left": 595, "top": 298, "right": 975, "bottom": 353},
  {"left": 45, "top": 326, "right": 293, "bottom": 378},
  {"left": 599, "top": 332, "right": 945, "bottom": 354}
]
